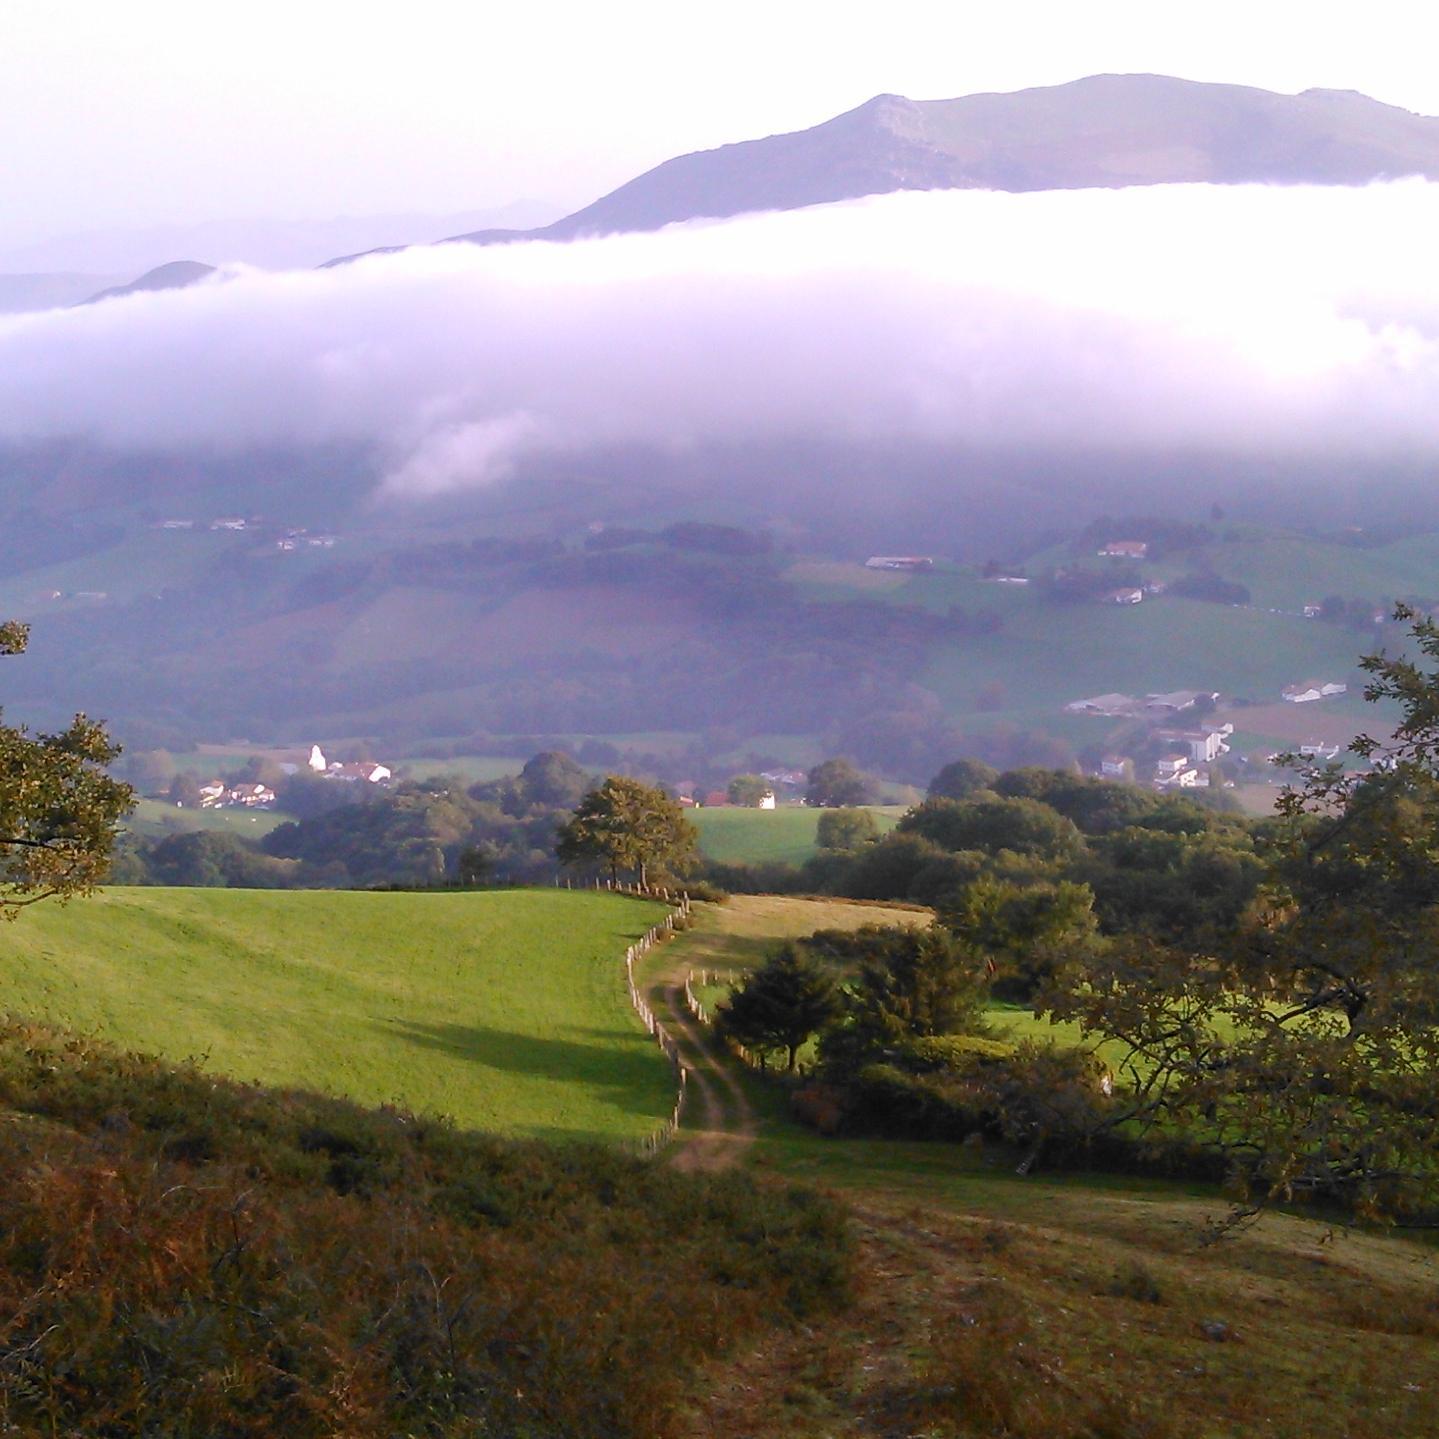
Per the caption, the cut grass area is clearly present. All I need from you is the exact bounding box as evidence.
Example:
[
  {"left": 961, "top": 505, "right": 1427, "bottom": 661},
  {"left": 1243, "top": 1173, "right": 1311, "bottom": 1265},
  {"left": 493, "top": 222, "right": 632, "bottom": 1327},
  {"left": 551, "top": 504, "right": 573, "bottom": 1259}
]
[
  {"left": 1, "top": 887, "right": 673, "bottom": 1142},
  {"left": 691, "top": 806, "right": 906, "bottom": 866},
  {"left": 670, "top": 894, "right": 930, "bottom": 973}
]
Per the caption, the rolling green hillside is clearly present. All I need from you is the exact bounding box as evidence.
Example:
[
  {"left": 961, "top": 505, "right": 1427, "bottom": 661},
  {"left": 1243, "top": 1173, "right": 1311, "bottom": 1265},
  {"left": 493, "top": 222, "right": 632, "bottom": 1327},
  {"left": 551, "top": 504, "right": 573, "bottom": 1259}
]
[
  {"left": 0, "top": 887, "right": 673, "bottom": 1141},
  {"left": 691, "top": 805, "right": 906, "bottom": 866}
]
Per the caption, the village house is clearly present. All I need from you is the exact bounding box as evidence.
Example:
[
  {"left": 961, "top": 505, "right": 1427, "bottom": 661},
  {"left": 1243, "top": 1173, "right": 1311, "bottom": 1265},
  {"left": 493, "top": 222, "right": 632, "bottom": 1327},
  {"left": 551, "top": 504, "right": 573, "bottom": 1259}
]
[
  {"left": 1283, "top": 680, "right": 1348, "bottom": 704},
  {"left": 330, "top": 761, "right": 392, "bottom": 784},
  {"left": 1145, "top": 690, "right": 1218, "bottom": 715},
  {"left": 1064, "top": 693, "right": 1140, "bottom": 716},
  {"left": 1098, "top": 540, "right": 1148, "bottom": 559},
  {"left": 1299, "top": 742, "right": 1341, "bottom": 761},
  {"left": 758, "top": 790, "right": 777, "bottom": 810},
  {"left": 228, "top": 782, "right": 277, "bottom": 808},
  {"left": 864, "top": 556, "right": 934, "bottom": 571},
  {"left": 1157, "top": 725, "right": 1232, "bottom": 764},
  {"left": 1153, "top": 754, "right": 1201, "bottom": 788},
  {"left": 760, "top": 768, "right": 808, "bottom": 788},
  {"left": 1108, "top": 587, "right": 1144, "bottom": 605},
  {"left": 197, "top": 780, "right": 229, "bottom": 809},
  {"left": 1099, "top": 755, "right": 1131, "bottom": 780}
]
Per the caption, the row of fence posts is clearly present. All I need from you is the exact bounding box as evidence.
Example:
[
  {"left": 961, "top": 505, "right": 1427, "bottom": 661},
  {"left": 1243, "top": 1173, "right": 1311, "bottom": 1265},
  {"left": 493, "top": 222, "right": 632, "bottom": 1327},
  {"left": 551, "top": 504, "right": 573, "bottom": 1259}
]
[
  {"left": 605, "top": 881, "right": 694, "bottom": 1155},
  {"left": 681, "top": 966, "right": 766, "bottom": 1070}
]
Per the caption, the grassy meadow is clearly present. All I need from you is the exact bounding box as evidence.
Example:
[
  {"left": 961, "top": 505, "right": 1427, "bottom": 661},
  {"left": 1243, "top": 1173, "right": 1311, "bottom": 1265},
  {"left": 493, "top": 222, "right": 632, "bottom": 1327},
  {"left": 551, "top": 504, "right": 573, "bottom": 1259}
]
[
  {"left": 126, "top": 796, "right": 287, "bottom": 839},
  {"left": 0, "top": 887, "right": 673, "bottom": 1141},
  {"left": 690, "top": 805, "right": 906, "bottom": 865}
]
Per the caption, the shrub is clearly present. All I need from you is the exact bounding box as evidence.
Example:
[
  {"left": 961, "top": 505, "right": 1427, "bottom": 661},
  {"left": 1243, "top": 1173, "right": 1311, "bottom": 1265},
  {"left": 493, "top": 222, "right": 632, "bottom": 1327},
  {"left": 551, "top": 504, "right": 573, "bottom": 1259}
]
[{"left": 0, "top": 1021, "right": 853, "bottom": 1437}]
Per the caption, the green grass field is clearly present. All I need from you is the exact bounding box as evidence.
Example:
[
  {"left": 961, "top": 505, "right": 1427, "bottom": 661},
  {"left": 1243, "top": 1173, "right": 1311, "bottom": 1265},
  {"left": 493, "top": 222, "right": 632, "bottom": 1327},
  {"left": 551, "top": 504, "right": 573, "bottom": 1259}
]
[
  {"left": 691, "top": 806, "right": 906, "bottom": 866},
  {"left": 126, "top": 797, "right": 287, "bottom": 839},
  {"left": 0, "top": 887, "right": 673, "bottom": 1142}
]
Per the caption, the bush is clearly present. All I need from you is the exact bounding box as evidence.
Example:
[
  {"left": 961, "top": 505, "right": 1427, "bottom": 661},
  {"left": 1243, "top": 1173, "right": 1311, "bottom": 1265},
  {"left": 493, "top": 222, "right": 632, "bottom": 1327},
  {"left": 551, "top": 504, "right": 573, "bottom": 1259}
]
[{"left": 0, "top": 1021, "right": 853, "bottom": 1438}]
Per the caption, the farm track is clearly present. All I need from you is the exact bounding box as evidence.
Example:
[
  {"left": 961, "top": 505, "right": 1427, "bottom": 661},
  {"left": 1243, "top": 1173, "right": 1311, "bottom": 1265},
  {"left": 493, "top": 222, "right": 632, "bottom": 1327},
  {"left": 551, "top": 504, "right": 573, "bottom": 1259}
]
[{"left": 645, "top": 965, "right": 757, "bottom": 1172}]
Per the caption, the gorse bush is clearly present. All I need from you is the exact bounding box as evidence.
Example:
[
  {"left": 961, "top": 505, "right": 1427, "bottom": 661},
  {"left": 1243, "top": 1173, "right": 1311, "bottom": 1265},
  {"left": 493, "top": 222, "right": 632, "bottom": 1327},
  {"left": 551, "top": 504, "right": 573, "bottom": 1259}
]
[{"left": 0, "top": 1021, "right": 852, "bottom": 1438}]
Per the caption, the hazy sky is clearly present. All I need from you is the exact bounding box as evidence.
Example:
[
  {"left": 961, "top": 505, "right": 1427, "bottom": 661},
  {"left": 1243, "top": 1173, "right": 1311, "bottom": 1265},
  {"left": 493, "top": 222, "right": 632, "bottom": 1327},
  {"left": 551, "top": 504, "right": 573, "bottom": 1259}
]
[{"left": 4, "top": 0, "right": 1438, "bottom": 253}]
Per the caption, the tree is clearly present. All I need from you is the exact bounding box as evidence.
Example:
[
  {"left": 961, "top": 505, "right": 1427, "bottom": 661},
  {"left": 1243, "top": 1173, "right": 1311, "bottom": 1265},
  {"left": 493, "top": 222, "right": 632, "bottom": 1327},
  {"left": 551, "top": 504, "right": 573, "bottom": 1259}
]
[
  {"left": 555, "top": 776, "right": 698, "bottom": 887},
  {"left": 454, "top": 845, "right": 493, "bottom": 886},
  {"left": 716, "top": 944, "right": 842, "bottom": 1071},
  {"left": 806, "top": 758, "right": 871, "bottom": 808},
  {"left": 898, "top": 795, "right": 1085, "bottom": 863},
  {"left": 926, "top": 758, "right": 999, "bottom": 801},
  {"left": 168, "top": 772, "right": 202, "bottom": 809},
  {"left": 815, "top": 807, "right": 878, "bottom": 852},
  {"left": 1042, "top": 606, "right": 1439, "bottom": 1222},
  {"left": 0, "top": 622, "right": 133, "bottom": 912},
  {"left": 124, "top": 748, "right": 176, "bottom": 796},
  {"left": 826, "top": 926, "right": 984, "bottom": 1069},
  {"left": 726, "top": 773, "right": 771, "bottom": 807},
  {"left": 519, "top": 751, "right": 591, "bottom": 809}
]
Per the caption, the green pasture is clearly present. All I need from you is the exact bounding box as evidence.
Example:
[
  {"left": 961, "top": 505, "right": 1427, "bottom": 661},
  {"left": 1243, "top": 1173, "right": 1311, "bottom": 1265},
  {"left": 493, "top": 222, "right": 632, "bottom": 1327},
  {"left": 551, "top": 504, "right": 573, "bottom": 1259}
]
[
  {"left": 0, "top": 887, "right": 673, "bottom": 1142},
  {"left": 126, "top": 797, "right": 287, "bottom": 839},
  {"left": 691, "top": 805, "right": 906, "bottom": 866}
]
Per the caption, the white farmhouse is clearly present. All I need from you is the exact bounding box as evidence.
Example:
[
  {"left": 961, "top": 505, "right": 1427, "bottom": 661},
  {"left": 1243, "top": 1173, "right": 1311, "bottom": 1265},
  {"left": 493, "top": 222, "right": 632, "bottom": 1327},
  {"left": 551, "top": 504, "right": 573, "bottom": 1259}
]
[{"left": 1283, "top": 681, "right": 1348, "bottom": 704}]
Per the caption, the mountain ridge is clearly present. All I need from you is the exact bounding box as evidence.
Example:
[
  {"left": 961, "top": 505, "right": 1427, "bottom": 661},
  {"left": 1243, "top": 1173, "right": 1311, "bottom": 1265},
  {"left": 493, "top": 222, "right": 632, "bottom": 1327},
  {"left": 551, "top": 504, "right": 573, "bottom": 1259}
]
[{"left": 324, "top": 73, "right": 1439, "bottom": 266}]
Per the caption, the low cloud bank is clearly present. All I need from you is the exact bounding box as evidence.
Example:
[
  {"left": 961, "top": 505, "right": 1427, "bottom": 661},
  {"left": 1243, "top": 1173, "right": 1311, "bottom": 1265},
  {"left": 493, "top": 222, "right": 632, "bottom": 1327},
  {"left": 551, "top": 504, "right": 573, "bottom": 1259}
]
[{"left": 2, "top": 182, "right": 1438, "bottom": 497}]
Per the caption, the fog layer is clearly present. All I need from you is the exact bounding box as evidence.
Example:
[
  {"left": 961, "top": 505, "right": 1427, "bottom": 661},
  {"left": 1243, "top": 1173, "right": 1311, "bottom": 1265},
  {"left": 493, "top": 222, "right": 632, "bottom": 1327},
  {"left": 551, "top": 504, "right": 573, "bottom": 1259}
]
[{"left": 2, "top": 182, "right": 1437, "bottom": 499}]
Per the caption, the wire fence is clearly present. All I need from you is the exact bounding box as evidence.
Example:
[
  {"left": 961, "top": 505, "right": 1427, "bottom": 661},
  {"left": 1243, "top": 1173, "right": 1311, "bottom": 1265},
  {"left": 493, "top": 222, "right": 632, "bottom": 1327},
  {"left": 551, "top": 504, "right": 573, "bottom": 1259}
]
[{"left": 600, "top": 880, "right": 694, "bottom": 1155}]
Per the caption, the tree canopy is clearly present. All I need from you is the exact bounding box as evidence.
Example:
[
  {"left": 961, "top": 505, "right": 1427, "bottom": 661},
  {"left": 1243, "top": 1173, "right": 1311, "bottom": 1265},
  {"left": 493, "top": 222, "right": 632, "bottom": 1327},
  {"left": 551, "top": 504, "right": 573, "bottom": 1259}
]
[
  {"left": 0, "top": 622, "right": 133, "bottom": 913},
  {"left": 555, "top": 776, "right": 699, "bottom": 888},
  {"left": 716, "top": 944, "right": 841, "bottom": 1071},
  {"left": 806, "top": 758, "right": 871, "bottom": 808},
  {"left": 1042, "top": 607, "right": 1439, "bottom": 1222}
]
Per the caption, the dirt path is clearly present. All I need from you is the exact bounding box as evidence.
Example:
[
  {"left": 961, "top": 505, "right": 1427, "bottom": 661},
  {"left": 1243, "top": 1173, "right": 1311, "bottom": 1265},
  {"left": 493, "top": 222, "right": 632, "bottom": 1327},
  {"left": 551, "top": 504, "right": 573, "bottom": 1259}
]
[{"left": 645, "top": 962, "right": 758, "bottom": 1172}]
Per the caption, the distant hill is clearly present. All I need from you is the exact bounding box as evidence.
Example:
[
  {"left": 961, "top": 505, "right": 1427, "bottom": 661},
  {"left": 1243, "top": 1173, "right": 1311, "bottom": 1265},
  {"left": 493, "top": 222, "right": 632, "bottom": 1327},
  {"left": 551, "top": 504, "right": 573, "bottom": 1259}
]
[
  {"left": 328, "top": 74, "right": 1439, "bottom": 263},
  {"left": 84, "top": 260, "right": 218, "bottom": 305}
]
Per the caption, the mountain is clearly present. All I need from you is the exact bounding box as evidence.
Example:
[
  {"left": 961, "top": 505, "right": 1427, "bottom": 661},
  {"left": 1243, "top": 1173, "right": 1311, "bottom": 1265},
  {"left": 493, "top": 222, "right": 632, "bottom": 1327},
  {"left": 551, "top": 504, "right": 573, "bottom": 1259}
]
[
  {"left": 338, "top": 74, "right": 1439, "bottom": 260},
  {"left": 84, "top": 260, "right": 218, "bottom": 305}
]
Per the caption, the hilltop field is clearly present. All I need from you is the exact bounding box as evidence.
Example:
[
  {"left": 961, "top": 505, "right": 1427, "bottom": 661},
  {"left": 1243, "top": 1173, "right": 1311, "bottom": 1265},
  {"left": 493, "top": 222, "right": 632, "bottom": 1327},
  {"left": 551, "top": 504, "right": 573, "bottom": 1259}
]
[
  {"left": 689, "top": 804, "right": 906, "bottom": 866},
  {"left": 0, "top": 884, "right": 1434, "bottom": 1435},
  {"left": 2, "top": 887, "right": 673, "bottom": 1142}
]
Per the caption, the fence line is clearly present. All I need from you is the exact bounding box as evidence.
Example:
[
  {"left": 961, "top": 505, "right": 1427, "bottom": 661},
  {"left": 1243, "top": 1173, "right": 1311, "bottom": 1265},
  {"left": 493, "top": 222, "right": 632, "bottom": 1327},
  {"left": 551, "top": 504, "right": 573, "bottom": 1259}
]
[
  {"left": 608, "top": 880, "right": 694, "bottom": 1155},
  {"left": 681, "top": 965, "right": 768, "bottom": 1070}
]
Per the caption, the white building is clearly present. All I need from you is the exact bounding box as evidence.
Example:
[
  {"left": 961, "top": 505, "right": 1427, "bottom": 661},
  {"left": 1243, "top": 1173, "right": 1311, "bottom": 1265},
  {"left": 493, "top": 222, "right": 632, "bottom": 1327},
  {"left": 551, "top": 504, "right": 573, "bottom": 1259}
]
[
  {"left": 329, "top": 761, "right": 392, "bottom": 784},
  {"left": 864, "top": 556, "right": 934, "bottom": 571},
  {"left": 1283, "top": 681, "right": 1348, "bottom": 704},
  {"left": 1108, "top": 587, "right": 1144, "bottom": 605},
  {"left": 1154, "top": 755, "right": 1200, "bottom": 788},
  {"left": 758, "top": 791, "right": 777, "bottom": 810},
  {"left": 308, "top": 745, "right": 328, "bottom": 772}
]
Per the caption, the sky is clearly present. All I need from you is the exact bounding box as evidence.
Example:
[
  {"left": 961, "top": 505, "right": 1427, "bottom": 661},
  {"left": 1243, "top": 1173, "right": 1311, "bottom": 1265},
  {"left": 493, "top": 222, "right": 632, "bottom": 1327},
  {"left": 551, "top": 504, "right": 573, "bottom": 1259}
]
[
  {"left": 4, "top": 0, "right": 1439, "bottom": 255},
  {"left": 4, "top": 182, "right": 1439, "bottom": 503}
]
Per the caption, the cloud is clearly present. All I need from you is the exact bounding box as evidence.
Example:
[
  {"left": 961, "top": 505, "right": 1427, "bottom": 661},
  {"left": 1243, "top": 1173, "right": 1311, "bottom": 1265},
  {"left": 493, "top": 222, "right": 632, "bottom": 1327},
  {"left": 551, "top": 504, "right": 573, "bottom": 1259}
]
[{"left": 3, "top": 181, "right": 1439, "bottom": 496}]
